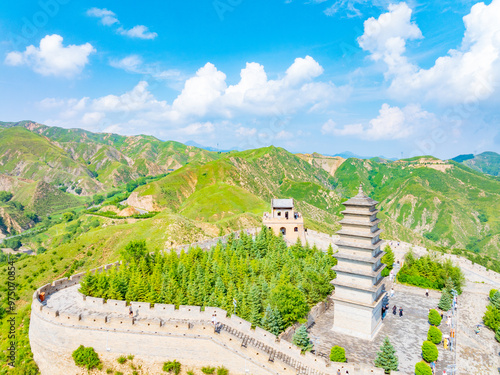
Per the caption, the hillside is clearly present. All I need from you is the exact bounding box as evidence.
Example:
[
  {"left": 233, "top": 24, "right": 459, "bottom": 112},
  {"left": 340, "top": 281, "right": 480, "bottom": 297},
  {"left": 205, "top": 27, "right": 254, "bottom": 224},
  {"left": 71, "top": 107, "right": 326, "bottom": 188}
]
[
  {"left": 0, "top": 121, "right": 220, "bottom": 193},
  {"left": 132, "top": 146, "right": 341, "bottom": 233},
  {"left": 332, "top": 157, "right": 500, "bottom": 256},
  {"left": 452, "top": 151, "right": 500, "bottom": 177}
]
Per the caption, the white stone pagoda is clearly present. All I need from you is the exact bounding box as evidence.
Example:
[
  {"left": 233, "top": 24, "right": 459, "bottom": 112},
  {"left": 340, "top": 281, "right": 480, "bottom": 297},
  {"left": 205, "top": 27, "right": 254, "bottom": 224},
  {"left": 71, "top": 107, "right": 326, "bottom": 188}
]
[{"left": 331, "top": 185, "right": 386, "bottom": 340}]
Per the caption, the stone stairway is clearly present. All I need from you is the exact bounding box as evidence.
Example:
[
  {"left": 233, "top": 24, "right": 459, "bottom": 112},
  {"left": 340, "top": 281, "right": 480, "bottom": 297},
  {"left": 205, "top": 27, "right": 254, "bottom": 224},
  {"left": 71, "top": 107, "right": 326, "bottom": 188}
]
[{"left": 219, "top": 323, "right": 328, "bottom": 375}]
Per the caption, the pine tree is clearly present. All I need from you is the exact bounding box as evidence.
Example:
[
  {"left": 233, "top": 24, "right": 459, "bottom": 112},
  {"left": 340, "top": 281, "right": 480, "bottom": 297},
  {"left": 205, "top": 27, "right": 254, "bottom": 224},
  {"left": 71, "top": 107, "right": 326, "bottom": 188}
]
[
  {"left": 374, "top": 337, "right": 399, "bottom": 374},
  {"left": 438, "top": 291, "right": 452, "bottom": 311},
  {"left": 292, "top": 324, "right": 313, "bottom": 352},
  {"left": 248, "top": 284, "right": 262, "bottom": 325},
  {"left": 261, "top": 305, "right": 283, "bottom": 335}
]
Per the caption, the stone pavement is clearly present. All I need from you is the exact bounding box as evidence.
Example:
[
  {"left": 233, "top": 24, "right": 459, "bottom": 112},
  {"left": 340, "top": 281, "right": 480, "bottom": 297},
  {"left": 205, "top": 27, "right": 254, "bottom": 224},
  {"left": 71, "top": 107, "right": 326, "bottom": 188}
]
[{"left": 309, "top": 283, "right": 454, "bottom": 374}]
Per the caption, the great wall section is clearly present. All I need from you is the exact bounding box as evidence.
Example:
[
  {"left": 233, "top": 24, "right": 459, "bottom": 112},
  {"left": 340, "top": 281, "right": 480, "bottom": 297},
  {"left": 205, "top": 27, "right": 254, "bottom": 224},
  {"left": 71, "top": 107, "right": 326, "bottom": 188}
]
[
  {"left": 29, "top": 230, "right": 500, "bottom": 375},
  {"left": 29, "top": 260, "right": 386, "bottom": 375}
]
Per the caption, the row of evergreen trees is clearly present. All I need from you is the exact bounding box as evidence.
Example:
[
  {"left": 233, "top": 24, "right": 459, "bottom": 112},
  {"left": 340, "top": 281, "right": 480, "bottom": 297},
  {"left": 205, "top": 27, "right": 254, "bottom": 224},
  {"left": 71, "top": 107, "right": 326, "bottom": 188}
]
[{"left": 79, "top": 227, "right": 336, "bottom": 333}]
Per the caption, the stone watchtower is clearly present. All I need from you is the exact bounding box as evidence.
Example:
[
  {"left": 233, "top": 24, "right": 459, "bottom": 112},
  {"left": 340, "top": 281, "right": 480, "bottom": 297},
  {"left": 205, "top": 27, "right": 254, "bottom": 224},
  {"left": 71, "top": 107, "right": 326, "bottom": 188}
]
[
  {"left": 262, "top": 199, "right": 306, "bottom": 243},
  {"left": 331, "top": 185, "right": 386, "bottom": 340}
]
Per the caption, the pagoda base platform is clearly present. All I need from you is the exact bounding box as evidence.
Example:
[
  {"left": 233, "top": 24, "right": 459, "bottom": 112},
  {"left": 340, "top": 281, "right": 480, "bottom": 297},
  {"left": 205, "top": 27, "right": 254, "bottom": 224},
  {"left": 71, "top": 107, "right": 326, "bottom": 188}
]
[{"left": 331, "top": 295, "right": 386, "bottom": 341}]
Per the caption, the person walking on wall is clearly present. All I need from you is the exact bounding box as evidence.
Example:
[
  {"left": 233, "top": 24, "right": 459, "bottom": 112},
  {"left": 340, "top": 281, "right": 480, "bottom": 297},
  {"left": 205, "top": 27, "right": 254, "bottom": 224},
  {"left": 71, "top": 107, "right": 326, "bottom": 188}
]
[
  {"left": 390, "top": 287, "right": 394, "bottom": 298},
  {"left": 129, "top": 306, "right": 133, "bottom": 318},
  {"left": 393, "top": 305, "right": 397, "bottom": 315},
  {"left": 426, "top": 289, "right": 429, "bottom": 297},
  {"left": 399, "top": 307, "right": 403, "bottom": 317}
]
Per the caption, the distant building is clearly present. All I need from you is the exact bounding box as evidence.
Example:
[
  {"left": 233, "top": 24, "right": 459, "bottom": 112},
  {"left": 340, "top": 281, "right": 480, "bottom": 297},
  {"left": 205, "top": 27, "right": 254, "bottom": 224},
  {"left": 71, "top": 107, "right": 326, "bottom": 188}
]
[
  {"left": 331, "top": 185, "right": 387, "bottom": 340},
  {"left": 263, "top": 198, "right": 306, "bottom": 243}
]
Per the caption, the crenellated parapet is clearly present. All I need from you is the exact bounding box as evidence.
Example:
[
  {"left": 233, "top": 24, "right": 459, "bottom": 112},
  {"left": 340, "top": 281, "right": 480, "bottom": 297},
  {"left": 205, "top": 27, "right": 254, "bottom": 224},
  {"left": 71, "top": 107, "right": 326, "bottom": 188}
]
[{"left": 30, "top": 261, "right": 386, "bottom": 375}]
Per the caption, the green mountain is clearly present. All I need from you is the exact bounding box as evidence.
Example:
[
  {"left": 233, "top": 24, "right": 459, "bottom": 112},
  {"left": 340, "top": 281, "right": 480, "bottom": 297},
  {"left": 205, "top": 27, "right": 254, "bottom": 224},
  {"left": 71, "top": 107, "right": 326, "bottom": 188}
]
[
  {"left": 134, "top": 146, "right": 341, "bottom": 233},
  {"left": 452, "top": 151, "right": 500, "bottom": 177},
  {"left": 0, "top": 121, "right": 220, "bottom": 193},
  {"left": 332, "top": 157, "right": 500, "bottom": 256}
]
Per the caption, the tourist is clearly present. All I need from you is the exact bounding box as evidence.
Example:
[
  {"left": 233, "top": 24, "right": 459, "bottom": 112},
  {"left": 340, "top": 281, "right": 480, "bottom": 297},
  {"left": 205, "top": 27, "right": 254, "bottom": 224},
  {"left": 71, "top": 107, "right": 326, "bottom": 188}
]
[
  {"left": 392, "top": 305, "right": 397, "bottom": 315},
  {"left": 443, "top": 338, "right": 448, "bottom": 350},
  {"left": 337, "top": 369, "right": 341, "bottom": 375},
  {"left": 449, "top": 336, "right": 453, "bottom": 350},
  {"left": 211, "top": 314, "right": 217, "bottom": 327},
  {"left": 390, "top": 287, "right": 394, "bottom": 297},
  {"left": 399, "top": 307, "right": 403, "bottom": 317},
  {"left": 129, "top": 306, "right": 133, "bottom": 317},
  {"left": 426, "top": 289, "right": 429, "bottom": 297}
]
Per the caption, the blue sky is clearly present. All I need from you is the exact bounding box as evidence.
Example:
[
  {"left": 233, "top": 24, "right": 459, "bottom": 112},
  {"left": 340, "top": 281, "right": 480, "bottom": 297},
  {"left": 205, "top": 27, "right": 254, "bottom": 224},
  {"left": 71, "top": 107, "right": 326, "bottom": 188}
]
[{"left": 1, "top": 0, "right": 499, "bottom": 158}]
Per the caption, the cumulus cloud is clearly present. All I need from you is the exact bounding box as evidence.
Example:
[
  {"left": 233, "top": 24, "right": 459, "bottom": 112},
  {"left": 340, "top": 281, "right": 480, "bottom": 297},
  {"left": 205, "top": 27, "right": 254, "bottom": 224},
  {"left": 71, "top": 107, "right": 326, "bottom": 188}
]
[
  {"left": 322, "top": 103, "right": 434, "bottom": 140},
  {"left": 5, "top": 34, "right": 95, "bottom": 78},
  {"left": 86, "top": 7, "right": 157, "bottom": 40},
  {"left": 86, "top": 8, "right": 118, "bottom": 26},
  {"left": 38, "top": 57, "right": 347, "bottom": 138},
  {"left": 359, "top": 0, "right": 500, "bottom": 104},
  {"left": 117, "top": 25, "right": 158, "bottom": 40}
]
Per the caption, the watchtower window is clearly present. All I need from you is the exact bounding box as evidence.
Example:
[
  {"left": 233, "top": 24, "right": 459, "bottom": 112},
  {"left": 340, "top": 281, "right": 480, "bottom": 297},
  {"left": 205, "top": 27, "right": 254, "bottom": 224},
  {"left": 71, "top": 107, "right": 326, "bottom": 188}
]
[
  {"left": 294, "top": 227, "right": 298, "bottom": 232},
  {"left": 277, "top": 211, "right": 281, "bottom": 216},
  {"left": 285, "top": 211, "right": 289, "bottom": 219}
]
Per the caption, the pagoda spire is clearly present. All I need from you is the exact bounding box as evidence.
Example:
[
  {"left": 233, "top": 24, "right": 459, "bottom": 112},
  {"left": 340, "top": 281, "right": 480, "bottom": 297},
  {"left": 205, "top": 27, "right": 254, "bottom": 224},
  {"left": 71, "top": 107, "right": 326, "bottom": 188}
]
[{"left": 331, "top": 187, "right": 386, "bottom": 340}]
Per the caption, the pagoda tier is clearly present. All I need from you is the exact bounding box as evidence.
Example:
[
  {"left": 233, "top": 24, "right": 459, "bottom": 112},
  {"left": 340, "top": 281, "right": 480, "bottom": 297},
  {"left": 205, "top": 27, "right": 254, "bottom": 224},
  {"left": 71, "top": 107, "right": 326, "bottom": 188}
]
[{"left": 330, "top": 185, "right": 387, "bottom": 340}]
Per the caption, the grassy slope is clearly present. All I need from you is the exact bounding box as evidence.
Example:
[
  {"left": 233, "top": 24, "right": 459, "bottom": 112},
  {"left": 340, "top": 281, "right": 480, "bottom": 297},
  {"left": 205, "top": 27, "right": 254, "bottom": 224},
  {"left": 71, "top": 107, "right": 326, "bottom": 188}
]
[
  {"left": 333, "top": 158, "right": 500, "bottom": 255},
  {"left": 0, "top": 121, "right": 221, "bottom": 189},
  {"left": 459, "top": 152, "right": 500, "bottom": 177},
  {"left": 135, "top": 146, "right": 341, "bottom": 233}
]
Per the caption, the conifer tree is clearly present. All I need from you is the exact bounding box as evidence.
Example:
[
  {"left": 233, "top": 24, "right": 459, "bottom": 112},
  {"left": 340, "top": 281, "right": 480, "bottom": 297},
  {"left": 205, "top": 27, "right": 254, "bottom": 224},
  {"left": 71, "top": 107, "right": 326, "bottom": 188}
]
[
  {"left": 438, "top": 291, "right": 452, "bottom": 311},
  {"left": 381, "top": 245, "right": 395, "bottom": 270},
  {"left": 374, "top": 337, "right": 399, "bottom": 374},
  {"left": 261, "top": 305, "right": 283, "bottom": 335},
  {"left": 292, "top": 324, "right": 313, "bottom": 352}
]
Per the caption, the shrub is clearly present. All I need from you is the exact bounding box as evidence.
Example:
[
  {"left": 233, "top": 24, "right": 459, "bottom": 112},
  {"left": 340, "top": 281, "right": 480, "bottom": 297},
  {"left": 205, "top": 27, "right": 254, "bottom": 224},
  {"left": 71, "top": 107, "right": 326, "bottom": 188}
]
[
  {"left": 427, "top": 326, "right": 442, "bottom": 344},
  {"left": 374, "top": 337, "right": 398, "bottom": 374},
  {"left": 127, "top": 354, "right": 135, "bottom": 360},
  {"left": 217, "top": 366, "right": 229, "bottom": 375},
  {"left": 428, "top": 309, "right": 442, "bottom": 326},
  {"left": 163, "top": 360, "right": 181, "bottom": 374},
  {"left": 329, "top": 346, "right": 346, "bottom": 362},
  {"left": 490, "top": 289, "right": 498, "bottom": 300},
  {"left": 491, "top": 291, "right": 500, "bottom": 310},
  {"left": 438, "top": 292, "right": 452, "bottom": 311},
  {"left": 201, "top": 367, "right": 216, "bottom": 374},
  {"left": 0, "top": 191, "right": 13, "bottom": 202},
  {"left": 117, "top": 355, "right": 127, "bottom": 364},
  {"left": 381, "top": 245, "right": 395, "bottom": 270},
  {"left": 484, "top": 305, "right": 500, "bottom": 331},
  {"left": 415, "top": 361, "right": 432, "bottom": 375},
  {"left": 421, "top": 341, "right": 438, "bottom": 363},
  {"left": 72, "top": 345, "right": 101, "bottom": 370}
]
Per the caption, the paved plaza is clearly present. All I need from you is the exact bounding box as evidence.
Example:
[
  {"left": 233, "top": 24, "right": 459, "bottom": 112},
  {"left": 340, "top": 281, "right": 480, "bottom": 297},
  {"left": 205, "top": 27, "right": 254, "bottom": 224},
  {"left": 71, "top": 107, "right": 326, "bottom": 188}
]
[{"left": 309, "top": 282, "right": 454, "bottom": 374}]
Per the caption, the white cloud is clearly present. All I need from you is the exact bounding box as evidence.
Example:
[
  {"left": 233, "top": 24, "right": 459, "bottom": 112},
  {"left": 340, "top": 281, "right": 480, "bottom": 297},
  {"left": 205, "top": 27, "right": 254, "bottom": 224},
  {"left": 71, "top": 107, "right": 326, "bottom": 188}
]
[
  {"left": 358, "top": 3, "right": 422, "bottom": 76},
  {"left": 179, "top": 122, "right": 215, "bottom": 135},
  {"left": 38, "top": 57, "right": 348, "bottom": 138},
  {"left": 322, "top": 103, "right": 433, "bottom": 140},
  {"left": 110, "top": 55, "right": 182, "bottom": 82},
  {"left": 236, "top": 127, "right": 257, "bottom": 137},
  {"left": 86, "top": 8, "right": 118, "bottom": 26},
  {"left": 86, "top": 7, "right": 157, "bottom": 40},
  {"left": 118, "top": 25, "right": 158, "bottom": 40},
  {"left": 359, "top": 0, "right": 500, "bottom": 104},
  {"left": 5, "top": 34, "right": 95, "bottom": 78}
]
